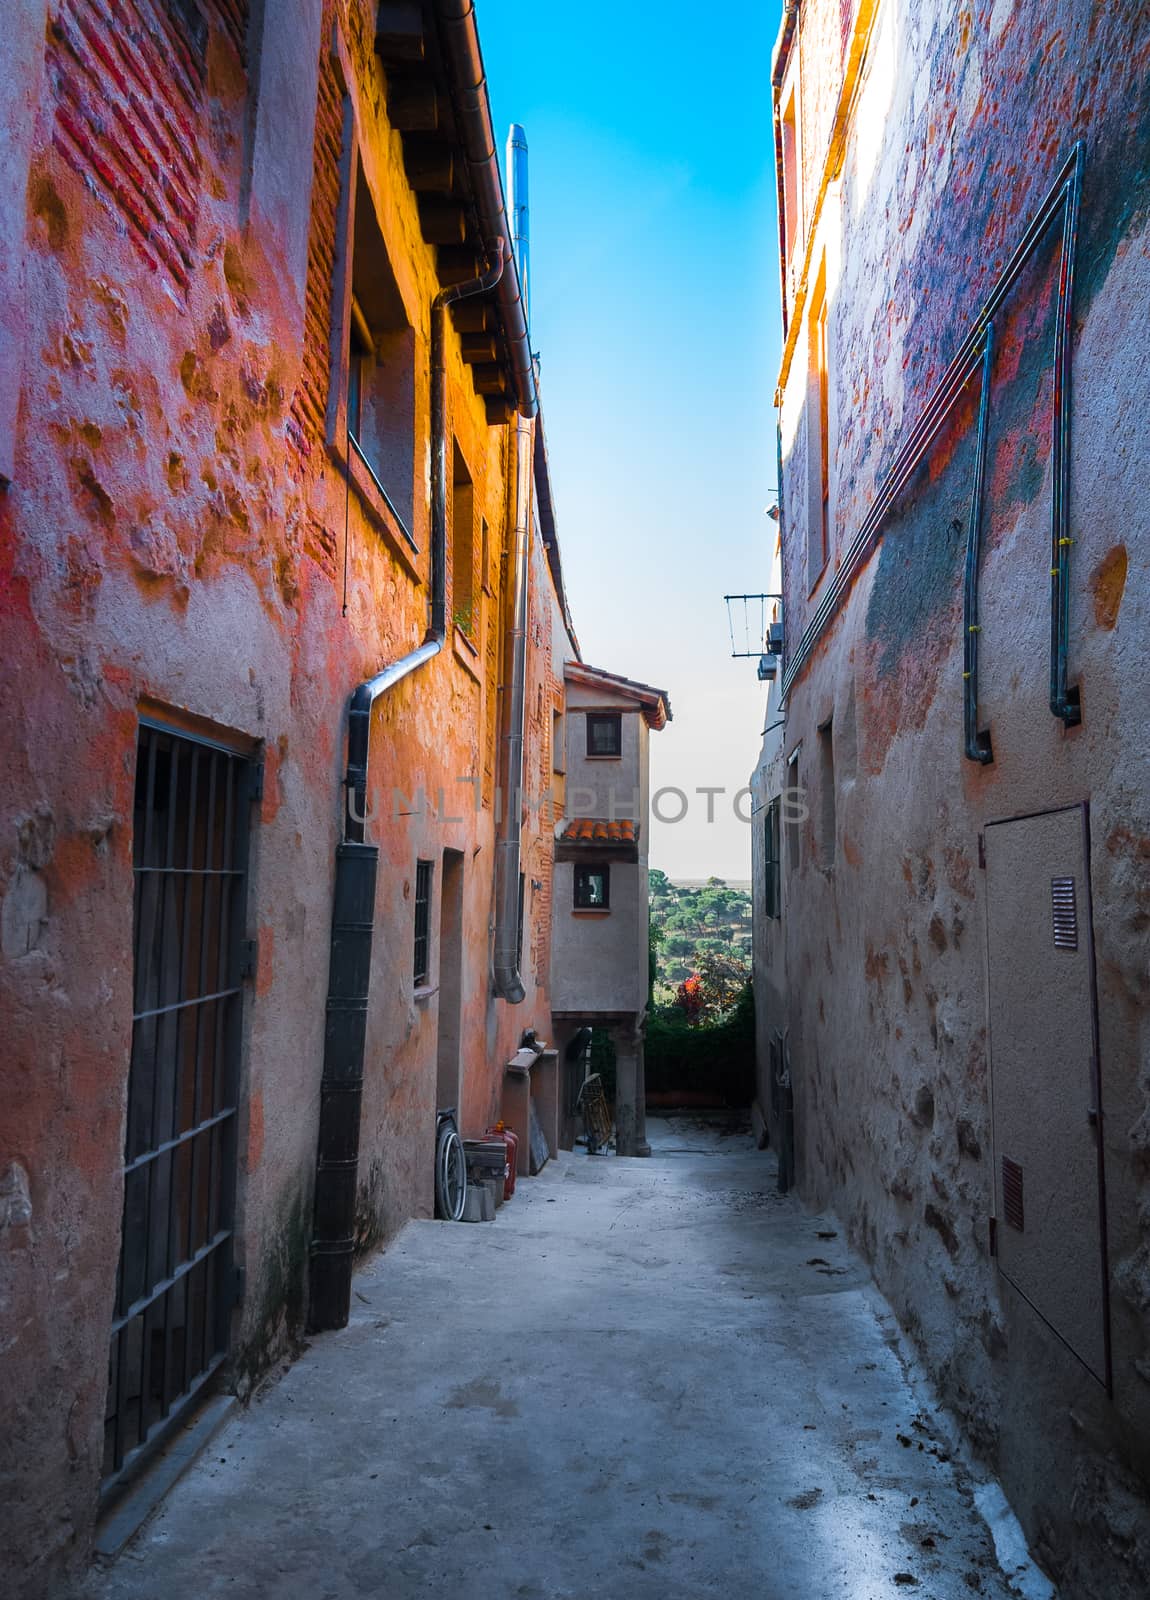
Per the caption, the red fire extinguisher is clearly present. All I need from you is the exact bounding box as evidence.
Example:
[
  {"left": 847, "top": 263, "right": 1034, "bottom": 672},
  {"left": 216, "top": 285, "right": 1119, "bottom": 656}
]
[{"left": 486, "top": 1122, "right": 517, "bottom": 1200}]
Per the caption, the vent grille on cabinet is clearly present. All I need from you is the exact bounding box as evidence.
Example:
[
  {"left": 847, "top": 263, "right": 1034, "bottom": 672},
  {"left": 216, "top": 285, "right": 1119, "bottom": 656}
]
[
  {"left": 1002, "top": 1156, "right": 1025, "bottom": 1232},
  {"left": 1051, "top": 876, "right": 1078, "bottom": 950}
]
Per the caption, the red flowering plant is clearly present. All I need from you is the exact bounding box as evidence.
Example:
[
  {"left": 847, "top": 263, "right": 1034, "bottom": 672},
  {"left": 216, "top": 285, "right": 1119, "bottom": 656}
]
[{"left": 674, "top": 973, "right": 707, "bottom": 1025}]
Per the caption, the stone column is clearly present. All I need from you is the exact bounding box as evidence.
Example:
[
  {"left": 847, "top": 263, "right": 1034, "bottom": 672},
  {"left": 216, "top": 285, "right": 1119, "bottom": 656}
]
[
  {"left": 500, "top": 1050, "right": 535, "bottom": 1177},
  {"left": 614, "top": 1021, "right": 639, "bottom": 1157},
  {"left": 633, "top": 1027, "right": 651, "bottom": 1158}
]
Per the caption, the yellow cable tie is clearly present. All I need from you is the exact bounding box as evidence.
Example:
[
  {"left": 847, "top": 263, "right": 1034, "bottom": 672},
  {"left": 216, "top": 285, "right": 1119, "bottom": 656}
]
[
  {"left": 962, "top": 672, "right": 971, "bottom": 680},
  {"left": 968, "top": 624, "right": 981, "bottom": 633},
  {"left": 1051, "top": 567, "right": 1061, "bottom": 576},
  {"left": 1058, "top": 537, "right": 1074, "bottom": 547}
]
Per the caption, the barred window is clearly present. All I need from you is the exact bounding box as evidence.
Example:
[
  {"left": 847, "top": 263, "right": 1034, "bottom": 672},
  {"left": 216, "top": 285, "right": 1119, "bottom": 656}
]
[
  {"left": 413, "top": 860, "right": 433, "bottom": 986},
  {"left": 764, "top": 798, "right": 781, "bottom": 919},
  {"left": 586, "top": 713, "right": 621, "bottom": 758}
]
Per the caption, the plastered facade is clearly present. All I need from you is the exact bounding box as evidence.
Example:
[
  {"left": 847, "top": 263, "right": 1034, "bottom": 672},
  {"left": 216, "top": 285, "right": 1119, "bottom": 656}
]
[
  {"left": 756, "top": 1, "right": 1150, "bottom": 1593},
  {"left": 0, "top": 4, "right": 576, "bottom": 1594}
]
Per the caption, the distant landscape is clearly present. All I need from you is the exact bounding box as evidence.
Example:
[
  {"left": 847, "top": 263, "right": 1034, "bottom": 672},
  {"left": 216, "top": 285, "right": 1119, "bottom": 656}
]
[{"left": 649, "top": 870, "right": 752, "bottom": 1004}]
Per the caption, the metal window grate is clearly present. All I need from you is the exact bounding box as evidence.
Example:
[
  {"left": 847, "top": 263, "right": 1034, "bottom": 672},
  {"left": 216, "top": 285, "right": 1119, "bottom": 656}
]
[
  {"left": 413, "top": 860, "right": 433, "bottom": 986},
  {"left": 104, "top": 724, "right": 252, "bottom": 1487},
  {"left": 1002, "top": 1156, "right": 1025, "bottom": 1233},
  {"left": 764, "top": 798, "right": 781, "bottom": 919},
  {"left": 586, "top": 713, "right": 621, "bottom": 757},
  {"left": 1051, "top": 875, "right": 1078, "bottom": 950}
]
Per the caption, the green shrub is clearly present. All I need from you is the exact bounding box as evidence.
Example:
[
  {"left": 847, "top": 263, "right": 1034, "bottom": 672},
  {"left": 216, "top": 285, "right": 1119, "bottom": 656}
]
[{"left": 644, "top": 980, "right": 755, "bottom": 1106}]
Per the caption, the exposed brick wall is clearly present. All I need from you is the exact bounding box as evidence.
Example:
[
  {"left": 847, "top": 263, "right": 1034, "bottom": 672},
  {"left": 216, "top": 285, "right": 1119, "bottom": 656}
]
[
  {"left": 207, "top": 0, "right": 249, "bottom": 60},
  {"left": 47, "top": 0, "right": 206, "bottom": 294},
  {"left": 291, "top": 1, "right": 341, "bottom": 446}
]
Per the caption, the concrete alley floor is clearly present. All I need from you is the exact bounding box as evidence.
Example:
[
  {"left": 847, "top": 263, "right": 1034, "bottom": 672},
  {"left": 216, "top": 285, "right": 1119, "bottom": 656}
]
[{"left": 85, "top": 1117, "right": 1038, "bottom": 1600}]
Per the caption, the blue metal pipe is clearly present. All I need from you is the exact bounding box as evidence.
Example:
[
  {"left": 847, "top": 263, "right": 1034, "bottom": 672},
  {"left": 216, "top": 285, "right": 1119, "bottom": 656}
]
[{"left": 962, "top": 323, "right": 995, "bottom": 764}]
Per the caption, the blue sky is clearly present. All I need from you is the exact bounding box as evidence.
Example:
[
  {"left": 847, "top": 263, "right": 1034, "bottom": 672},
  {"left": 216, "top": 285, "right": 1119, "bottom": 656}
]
[{"left": 480, "top": 1, "right": 785, "bottom": 881}]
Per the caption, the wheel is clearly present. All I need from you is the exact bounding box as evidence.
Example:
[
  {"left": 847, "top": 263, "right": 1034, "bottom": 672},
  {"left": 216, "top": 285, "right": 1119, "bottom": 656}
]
[{"left": 435, "top": 1118, "right": 467, "bottom": 1221}]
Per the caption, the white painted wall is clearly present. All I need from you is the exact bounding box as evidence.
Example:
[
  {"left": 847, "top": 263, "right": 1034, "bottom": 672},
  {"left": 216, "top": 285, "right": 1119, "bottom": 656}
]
[{"left": 551, "top": 860, "right": 645, "bottom": 1014}]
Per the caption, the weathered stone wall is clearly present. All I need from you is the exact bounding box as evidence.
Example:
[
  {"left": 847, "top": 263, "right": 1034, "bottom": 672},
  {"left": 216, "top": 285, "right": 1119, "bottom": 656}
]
[
  {"left": 770, "top": 0, "right": 1150, "bottom": 1593},
  {"left": 0, "top": 4, "right": 573, "bottom": 1594}
]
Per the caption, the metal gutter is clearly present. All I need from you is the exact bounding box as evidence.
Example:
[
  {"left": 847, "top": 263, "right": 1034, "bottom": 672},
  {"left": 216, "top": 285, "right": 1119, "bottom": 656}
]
[{"left": 432, "top": 0, "right": 537, "bottom": 419}]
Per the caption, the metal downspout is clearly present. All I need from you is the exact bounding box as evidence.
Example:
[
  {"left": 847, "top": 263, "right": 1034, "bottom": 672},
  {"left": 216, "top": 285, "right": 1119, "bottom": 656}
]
[
  {"left": 962, "top": 324, "right": 995, "bottom": 764},
  {"left": 492, "top": 409, "right": 534, "bottom": 1004},
  {"left": 309, "top": 247, "right": 505, "bottom": 1334}
]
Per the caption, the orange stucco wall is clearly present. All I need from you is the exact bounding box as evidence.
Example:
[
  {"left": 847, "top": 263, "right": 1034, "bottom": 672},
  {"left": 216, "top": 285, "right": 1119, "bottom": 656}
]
[{"left": 0, "top": 5, "right": 575, "bottom": 1594}]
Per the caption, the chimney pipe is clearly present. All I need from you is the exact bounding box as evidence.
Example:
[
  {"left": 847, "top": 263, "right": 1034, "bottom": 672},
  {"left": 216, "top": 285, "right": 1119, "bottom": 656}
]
[{"left": 507, "top": 123, "right": 530, "bottom": 331}]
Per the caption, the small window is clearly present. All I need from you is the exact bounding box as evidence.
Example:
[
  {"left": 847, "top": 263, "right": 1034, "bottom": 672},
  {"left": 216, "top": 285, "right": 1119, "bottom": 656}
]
[
  {"left": 343, "top": 156, "right": 416, "bottom": 535},
  {"left": 764, "top": 798, "right": 781, "bottom": 919},
  {"left": 817, "top": 719, "right": 836, "bottom": 867},
  {"left": 586, "top": 713, "right": 622, "bottom": 759},
  {"left": 787, "top": 754, "right": 802, "bottom": 873},
  {"left": 574, "top": 864, "right": 610, "bottom": 910},
  {"left": 452, "top": 443, "right": 475, "bottom": 635},
  {"left": 413, "top": 860, "right": 433, "bottom": 986},
  {"left": 516, "top": 872, "right": 525, "bottom": 969},
  {"left": 480, "top": 517, "right": 492, "bottom": 594},
  {"left": 552, "top": 708, "right": 565, "bottom": 774},
  {"left": 347, "top": 308, "right": 370, "bottom": 442}
]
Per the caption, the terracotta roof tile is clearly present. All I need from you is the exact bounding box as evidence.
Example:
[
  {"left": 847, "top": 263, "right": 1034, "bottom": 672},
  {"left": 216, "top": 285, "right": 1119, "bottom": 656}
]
[{"left": 560, "top": 818, "right": 638, "bottom": 845}]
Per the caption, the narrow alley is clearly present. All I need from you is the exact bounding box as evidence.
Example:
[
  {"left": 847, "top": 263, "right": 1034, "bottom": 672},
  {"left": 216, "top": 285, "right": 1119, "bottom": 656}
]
[
  {"left": 84, "top": 1121, "right": 1038, "bottom": 1600},
  {"left": 3, "top": 2, "right": 1149, "bottom": 1594}
]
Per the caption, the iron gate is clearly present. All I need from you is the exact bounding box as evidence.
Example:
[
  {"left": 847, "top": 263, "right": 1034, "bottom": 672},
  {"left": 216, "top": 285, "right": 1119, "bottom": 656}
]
[{"left": 104, "top": 721, "right": 255, "bottom": 1485}]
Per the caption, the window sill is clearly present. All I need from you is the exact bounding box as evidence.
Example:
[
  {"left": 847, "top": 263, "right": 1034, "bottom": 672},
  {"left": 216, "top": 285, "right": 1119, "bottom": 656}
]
[
  {"left": 572, "top": 908, "right": 611, "bottom": 917},
  {"left": 328, "top": 435, "right": 422, "bottom": 585},
  {"left": 413, "top": 983, "right": 439, "bottom": 1004},
  {"left": 452, "top": 625, "right": 481, "bottom": 683},
  {"left": 584, "top": 754, "right": 622, "bottom": 762}
]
